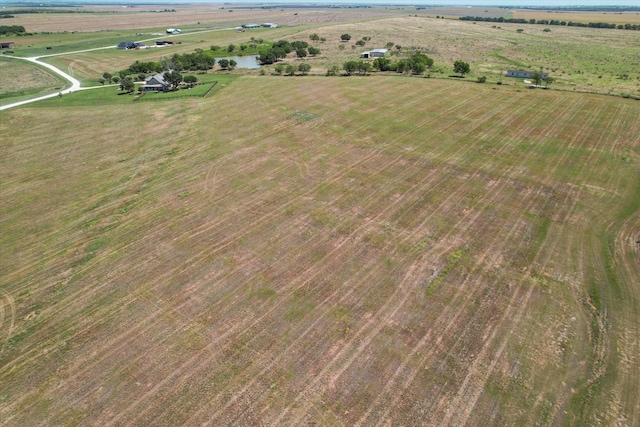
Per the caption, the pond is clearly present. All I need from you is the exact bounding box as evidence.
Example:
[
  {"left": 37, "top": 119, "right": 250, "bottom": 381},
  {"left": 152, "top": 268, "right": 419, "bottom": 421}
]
[{"left": 216, "top": 55, "right": 261, "bottom": 69}]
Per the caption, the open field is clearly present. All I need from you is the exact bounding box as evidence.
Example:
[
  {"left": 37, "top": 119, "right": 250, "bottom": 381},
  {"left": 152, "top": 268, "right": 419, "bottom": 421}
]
[{"left": 1, "top": 75, "right": 639, "bottom": 425}]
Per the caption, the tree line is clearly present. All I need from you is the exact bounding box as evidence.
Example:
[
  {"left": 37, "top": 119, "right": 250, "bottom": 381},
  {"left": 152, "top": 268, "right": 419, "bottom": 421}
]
[
  {"left": 0, "top": 25, "right": 25, "bottom": 35},
  {"left": 258, "top": 40, "right": 320, "bottom": 65},
  {"left": 330, "top": 52, "right": 434, "bottom": 76},
  {"left": 460, "top": 15, "right": 640, "bottom": 31}
]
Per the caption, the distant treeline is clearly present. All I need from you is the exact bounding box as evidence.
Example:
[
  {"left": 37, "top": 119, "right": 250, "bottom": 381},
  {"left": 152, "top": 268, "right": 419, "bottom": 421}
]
[
  {"left": 0, "top": 25, "right": 26, "bottom": 35},
  {"left": 500, "top": 6, "right": 640, "bottom": 12},
  {"left": 459, "top": 16, "right": 640, "bottom": 30}
]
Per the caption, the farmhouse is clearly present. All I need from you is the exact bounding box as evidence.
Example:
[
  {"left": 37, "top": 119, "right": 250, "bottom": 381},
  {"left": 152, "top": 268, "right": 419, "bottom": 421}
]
[
  {"left": 0, "top": 41, "right": 15, "bottom": 49},
  {"left": 261, "top": 23, "right": 278, "bottom": 28},
  {"left": 507, "top": 70, "right": 549, "bottom": 79},
  {"left": 243, "top": 24, "right": 261, "bottom": 29},
  {"left": 360, "top": 49, "right": 388, "bottom": 59},
  {"left": 142, "top": 72, "right": 170, "bottom": 92}
]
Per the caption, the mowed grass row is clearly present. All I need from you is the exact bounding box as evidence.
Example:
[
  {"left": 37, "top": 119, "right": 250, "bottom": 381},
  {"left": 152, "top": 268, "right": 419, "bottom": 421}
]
[{"left": 1, "top": 76, "right": 639, "bottom": 426}]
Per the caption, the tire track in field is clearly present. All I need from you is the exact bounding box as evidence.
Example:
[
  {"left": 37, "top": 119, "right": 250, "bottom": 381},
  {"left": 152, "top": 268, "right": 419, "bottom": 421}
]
[
  {"left": 354, "top": 95, "right": 588, "bottom": 426},
  {"left": 0, "top": 85, "right": 406, "bottom": 388},
  {"left": 122, "top": 88, "right": 484, "bottom": 426},
  {"left": 188, "top": 88, "right": 534, "bottom": 425},
  {"left": 432, "top": 98, "right": 611, "bottom": 425},
  {"left": 424, "top": 96, "right": 599, "bottom": 424},
  {"left": 193, "top": 93, "right": 523, "bottom": 424},
  {"left": 51, "top": 82, "right": 460, "bottom": 422},
  {"left": 524, "top": 101, "right": 640, "bottom": 424},
  {"left": 13, "top": 81, "right": 444, "bottom": 414},
  {"left": 1, "top": 85, "right": 450, "bottom": 422},
  {"left": 0, "top": 289, "right": 16, "bottom": 345},
  {"left": 272, "top": 92, "right": 563, "bottom": 425},
  {"left": 111, "top": 85, "right": 500, "bottom": 426},
  {"left": 198, "top": 88, "right": 544, "bottom": 422}
]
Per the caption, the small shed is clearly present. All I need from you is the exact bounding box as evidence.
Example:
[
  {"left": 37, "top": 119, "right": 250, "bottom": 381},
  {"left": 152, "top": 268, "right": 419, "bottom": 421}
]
[{"left": 0, "top": 41, "right": 15, "bottom": 49}]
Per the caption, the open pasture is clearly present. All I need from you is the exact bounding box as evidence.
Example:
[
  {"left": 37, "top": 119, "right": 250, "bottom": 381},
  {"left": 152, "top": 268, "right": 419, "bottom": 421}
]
[
  {"left": 1, "top": 75, "right": 639, "bottom": 426},
  {"left": 0, "top": 58, "right": 64, "bottom": 99}
]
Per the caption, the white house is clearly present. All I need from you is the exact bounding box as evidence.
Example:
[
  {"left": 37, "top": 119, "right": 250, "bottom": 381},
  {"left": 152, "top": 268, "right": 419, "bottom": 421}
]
[{"left": 360, "top": 49, "right": 388, "bottom": 59}]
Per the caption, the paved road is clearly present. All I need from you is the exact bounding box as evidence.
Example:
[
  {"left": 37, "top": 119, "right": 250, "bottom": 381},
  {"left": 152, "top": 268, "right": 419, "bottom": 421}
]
[{"left": 0, "top": 27, "right": 234, "bottom": 111}]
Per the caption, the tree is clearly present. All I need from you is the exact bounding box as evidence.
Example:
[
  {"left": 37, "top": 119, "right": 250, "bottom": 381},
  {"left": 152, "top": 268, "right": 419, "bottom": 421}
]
[
  {"left": 343, "top": 61, "right": 358, "bottom": 76},
  {"left": 531, "top": 71, "right": 542, "bottom": 86},
  {"left": 476, "top": 76, "right": 487, "bottom": 83},
  {"left": 274, "top": 63, "right": 285, "bottom": 75},
  {"left": 309, "top": 33, "right": 320, "bottom": 42},
  {"left": 102, "top": 72, "right": 112, "bottom": 83},
  {"left": 285, "top": 64, "right": 297, "bottom": 76},
  {"left": 259, "top": 50, "right": 277, "bottom": 65},
  {"left": 544, "top": 76, "right": 555, "bottom": 88},
  {"left": 183, "top": 75, "right": 198, "bottom": 87},
  {"left": 296, "top": 47, "right": 307, "bottom": 59},
  {"left": 326, "top": 64, "right": 340, "bottom": 76},
  {"left": 385, "top": 41, "right": 395, "bottom": 49},
  {"left": 227, "top": 44, "right": 236, "bottom": 52},
  {"left": 453, "top": 60, "right": 470, "bottom": 77},
  {"left": 320, "top": 37, "right": 326, "bottom": 43},
  {"left": 228, "top": 60, "right": 237, "bottom": 71},
  {"left": 291, "top": 41, "right": 309, "bottom": 50},
  {"left": 112, "top": 76, "right": 120, "bottom": 84},
  {"left": 298, "top": 63, "right": 311, "bottom": 75},
  {"left": 372, "top": 57, "right": 392, "bottom": 72},
  {"left": 308, "top": 46, "right": 320, "bottom": 56},
  {"left": 163, "top": 70, "right": 183, "bottom": 89},
  {"left": 97, "top": 77, "right": 106, "bottom": 85},
  {"left": 355, "top": 39, "right": 366, "bottom": 47},
  {"left": 356, "top": 61, "right": 371, "bottom": 76},
  {"left": 119, "top": 77, "right": 135, "bottom": 92},
  {"left": 340, "top": 33, "right": 351, "bottom": 42},
  {"left": 137, "top": 73, "right": 146, "bottom": 82},
  {"left": 218, "top": 59, "right": 230, "bottom": 69}
]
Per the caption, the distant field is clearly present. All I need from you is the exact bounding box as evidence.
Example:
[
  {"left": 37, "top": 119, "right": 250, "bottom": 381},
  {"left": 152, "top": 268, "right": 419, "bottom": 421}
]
[{"left": 1, "top": 76, "right": 638, "bottom": 426}]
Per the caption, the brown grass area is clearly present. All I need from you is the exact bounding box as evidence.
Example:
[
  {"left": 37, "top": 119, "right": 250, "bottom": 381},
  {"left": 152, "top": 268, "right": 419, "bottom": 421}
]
[
  {"left": 0, "top": 76, "right": 639, "bottom": 426},
  {"left": 0, "top": 58, "right": 63, "bottom": 95}
]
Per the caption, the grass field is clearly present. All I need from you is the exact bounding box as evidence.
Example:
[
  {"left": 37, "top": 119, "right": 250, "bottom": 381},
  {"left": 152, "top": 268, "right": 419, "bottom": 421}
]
[
  {"left": 1, "top": 74, "right": 639, "bottom": 426},
  {"left": 0, "top": 58, "right": 64, "bottom": 99}
]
